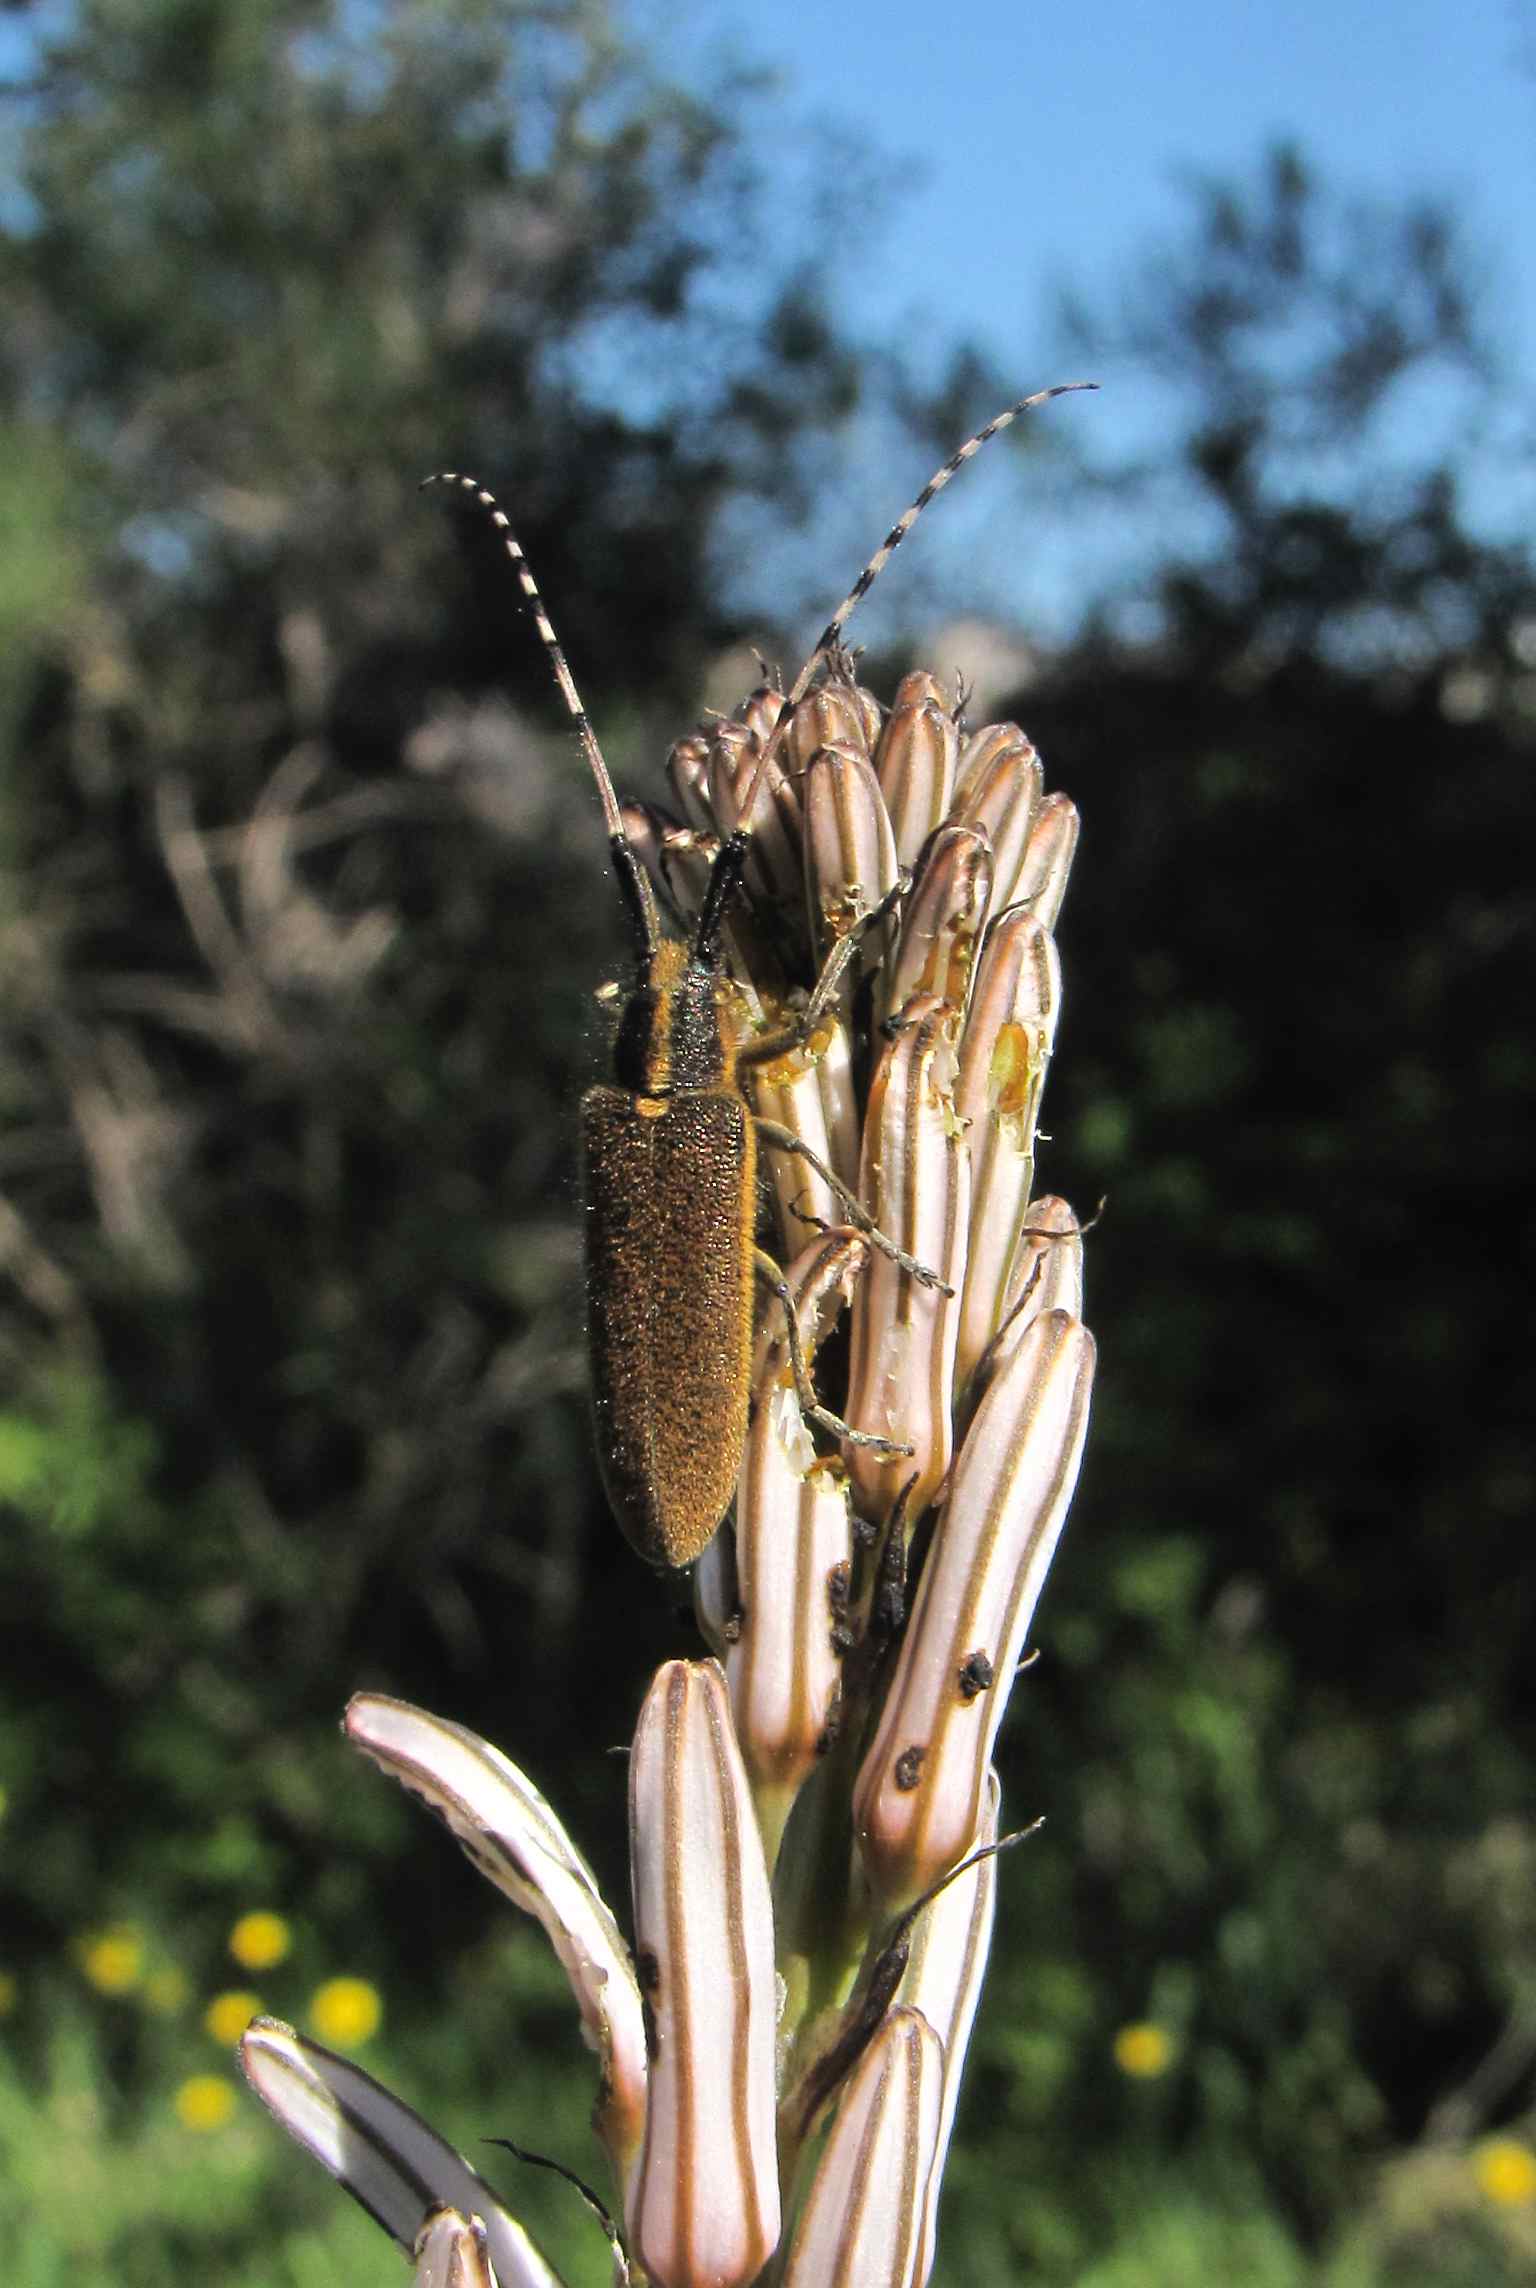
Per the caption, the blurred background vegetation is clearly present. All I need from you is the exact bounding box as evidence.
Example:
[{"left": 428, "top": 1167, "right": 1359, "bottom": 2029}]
[{"left": 0, "top": 1, "right": 1531, "bottom": 2281}]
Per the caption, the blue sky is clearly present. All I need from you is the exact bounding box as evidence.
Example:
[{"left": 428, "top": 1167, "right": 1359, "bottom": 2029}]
[{"left": 634, "top": 0, "right": 1534, "bottom": 643}]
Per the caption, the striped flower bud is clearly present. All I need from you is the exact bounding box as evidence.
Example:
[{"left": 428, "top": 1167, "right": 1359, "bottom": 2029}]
[
  {"left": 953, "top": 725, "right": 1044, "bottom": 913},
  {"left": 626, "top": 1660, "right": 781, "bottom": 2288},
  {"left": 846, "top": 997, "right": 969, "bottom": 1524},
  {"left": 874, "top": 676, "right": 961, "bottom": 869},
  {"left": 900, "top": 1771, "right": 1001, "bottom": 2284},
  {"left": 1013, "top": 788, "right": 1080, "bottom": 930},
  {"left": 953, "top": 904, "right": 1062, "bottom": 1391},
  {"left": 884, "top": 822, "right": 993, "bottom": 1026},
  {"left": 801, "top": 740, "right": 899, "bottom": 979},
  {"left": 784, "top": 679, "right": 877, "bottom": 774},
  {"left": 748, "top": 1012, "right": 861, "bottom": 1249},
  {"left": 980, "top": 1194, "right": 1085, "bottom": 1387},
  {"left": 854, "top": 1309, "right": 1095, "bottom": 1908},
  {"left": 779, "top": 2005, "right": 944, "bottom": 2288},
  {"left": 727, "top": 1232, "right": 865, "bottom": 1847}
]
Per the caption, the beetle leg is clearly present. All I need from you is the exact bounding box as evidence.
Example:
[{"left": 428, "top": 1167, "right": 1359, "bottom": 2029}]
[
  {"left": 751, "top": 1120, "right": 954, "bottom": 1296},
  {"left": 752, "top": 1250, "right": 914, "bottom": 1460},
  {"left": 739, "top": 873, "right": 912, "bottom": 1064}
]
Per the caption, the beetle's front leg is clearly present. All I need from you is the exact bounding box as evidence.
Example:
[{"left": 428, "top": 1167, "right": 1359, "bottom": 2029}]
[
  {"left": 750, "top": 1120, "right": 953, "bottom": 1295},
  {"left": 752, "top": 1250, "right": 914, "bottom": 1459}
]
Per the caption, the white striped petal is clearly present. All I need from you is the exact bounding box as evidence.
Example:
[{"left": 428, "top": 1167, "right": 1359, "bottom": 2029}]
[
  {"left": 344, "top": 1695, "right": 646, "bottom": 2174},
  {"left": 854, "top": 1311, "right": 1094, "bottom": 1907},
  {"left": 779, "top": 2005, "right": 943, "bottom": 2288},
  {"left": 239, "top": 2019, "right": 563, "bottom": 2288},
  {"left": 626, "top": 1660, "right": 781, "bottom": 2288}
]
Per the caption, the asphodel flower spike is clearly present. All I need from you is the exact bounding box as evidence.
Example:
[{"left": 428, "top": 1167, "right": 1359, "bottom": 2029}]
[{"left": 246, "top": 387, "right": 1101, "bottom": 2286}]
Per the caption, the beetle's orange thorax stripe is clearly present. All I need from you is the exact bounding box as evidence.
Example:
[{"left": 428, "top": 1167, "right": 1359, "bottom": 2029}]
[{"left": 637, "top": 938, "right": 737, "bottom": 1099}]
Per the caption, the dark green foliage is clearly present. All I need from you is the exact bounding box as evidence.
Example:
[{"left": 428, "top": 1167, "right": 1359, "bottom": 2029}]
[{"left": 0, "top": 10, "right": 1532, "bottom": 2272}]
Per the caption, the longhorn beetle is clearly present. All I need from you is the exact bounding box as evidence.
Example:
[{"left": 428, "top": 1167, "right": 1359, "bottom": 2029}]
[{"left": 427, "top": 383, "right": 1093, "bottom": 1570}]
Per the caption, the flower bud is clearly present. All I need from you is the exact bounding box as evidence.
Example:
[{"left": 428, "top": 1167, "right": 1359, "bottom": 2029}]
[
  {"left": 627, "top": 1661, "right": 780, "bottom": 2287},
  {"left": 874, "top": 680, "right": 960, "bottom": 869},
  {"left": 779, "top": 2005, "right": 943, "bottom": 2288},
  {"left": 884, "top": 824, "right": 993, "bottom": 1026},
  {"left": 854, "top": 1310, "right": 1094, "bottom": 1907},
  {"left": 846, "top": 998, "right": 969, "bottom": 1524},
  {"left": 802, "top": 741, "right": 899, "bottom": 981},
  {"left": 414, "top": 2208, "right": 498, "bottom": 2288}
]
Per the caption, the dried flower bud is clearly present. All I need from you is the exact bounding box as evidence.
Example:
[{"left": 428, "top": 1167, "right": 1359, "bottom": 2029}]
[
  {"left": 627, "top": 1660, "right": 781, "bottom": 2287},
  {"left": 846, "top": 998, "right": 969, "bottom": 1524},
  {"left": 666, "top": 731, "right": 715, "bottom": 834},
  {"left": 854, "top": 1310, "right": 1095, "bottom": 1907},
  {"left": 779, "top": 2005, "right": 943, "bottom": 2288}
]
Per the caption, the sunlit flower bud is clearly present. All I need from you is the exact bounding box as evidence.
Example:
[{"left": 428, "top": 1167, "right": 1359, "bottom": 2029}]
[
  {"left": 801, "top": 741, "right": 899, "bottom": 980},
  {"left": 900, "top": 1771, "right": 1000, "bottom": 2285},
  {"left": 873, "top": 681, "right": 960, "bottom": 869},
  {"left": 779, "top": 2005, "right": 943, "bottom": 2288},
  {"left": 240, "top": 2019, "right": 563, "bottom": 2288},
  {"left": 784, "top": 679, "right": 875, "bottom": 773},
  {"left": 734, "top": 678, "right": 788, "bottom": 753},
  {"left": 981, "top": 1196, "right": 1084, "bottom": 1386},
  {"left": 414, "top": 2206, "right": 499, "bottom": 2288},
  {"left": 855, "top": 1310, "right": 1095, "bottom": 1908},
  {"left": 846, "top": 998, "right": 968, "bottom": 1525},
  {"left": 729, "top": 1234, "right": 863, "bottom": 1845},
  {"left": 953, "top": 905, "right": 1062, "bottom": 1390},
  {"left": 1012, "top": 789, "right": 1079, "bottom": 931},
  {"left": 709, "top": 717, "right": 801, "bottom": 908},
  {"left": 953, "top": 728, "right": 1043, "bottom": 914},
  {"left": 748, "top": 1013, "right": 861, "bottom": 1251},
  {"left": 666, "top": 732, "right": 715, "bottom": 834},
  {"left": 884, "top": 824, "right": 993, "bottom": 1025},
  {"left": 627, "top": 1661, "right": 780, "bottom": 2288},
  {"left": 344, "top": 1695, "right": 646, "bottom": 2175}
]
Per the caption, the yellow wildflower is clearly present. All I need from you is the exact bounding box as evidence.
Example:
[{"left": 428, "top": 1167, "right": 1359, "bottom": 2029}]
[
  {"left": 175, "top": 2074, "right": 236, "bottom": 2132},
  {"left": 204, "top": 1989, "right": 264, "bottom": 2046},
  {"left": 1474, "top": 2136, "right": 1536, "bottom": 2208},
  {"left": 309, "top": 1976, "right": 382, "bottom": 2047},
  {"left": 228, "top": 1910, "right": 291, "bottom": 1971},
  {"left": 1113, "top": 2021, "right": 1175, "bottom": 2079},
  {"left": 80, "top": 1926, "right": 144, "bottom": 1995}
]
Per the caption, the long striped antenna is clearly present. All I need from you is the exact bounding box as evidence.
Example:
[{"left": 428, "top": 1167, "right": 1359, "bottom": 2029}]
[
  {"left": 786, "top": 381, "right": 1098, "bottom": 706},
  {"left": 424, "top": 471, "right": 660, "bottom": 953}
]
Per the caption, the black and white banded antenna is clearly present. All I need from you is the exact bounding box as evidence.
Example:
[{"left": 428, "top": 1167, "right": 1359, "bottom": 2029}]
[
  {"left": 786, "top": 380, "right": 1099, "bottom": 705},
  {"left": 421, "top": 470, "right": 662, "bottom": 959}
]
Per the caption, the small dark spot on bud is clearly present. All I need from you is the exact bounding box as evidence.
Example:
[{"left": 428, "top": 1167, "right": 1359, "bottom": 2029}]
[
  {"left": 853, "top": 1510, "right": 880, "bottom": 1550},
  {"left": 894, "top": 1744, "right": 925, "bottom": 1791},
  {"left": 830, "top": 1620, "right": 856, "bottom": 1656},
  {"left": 957, "top": 1649, "right": 994, "bottom": 1702},
  {"left": 827, "top": 1559, "right": 852, "bottom": 1614},
  {"left": 636, "top": 1947, "right": 661, "bottom": 1995},
  {"left": 640, "top": 1994, "right": 658, "bottom": 2061},
  {"left": 722, "top": 1605, "right": 745, "bottom": 1644}
]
